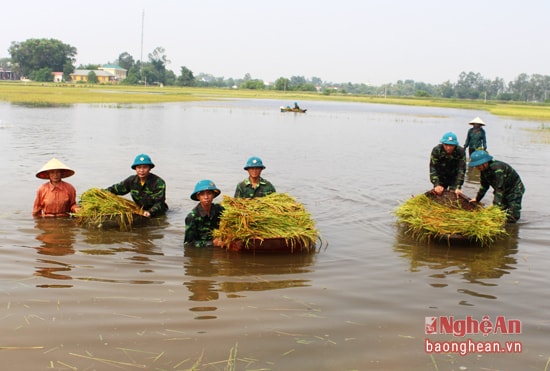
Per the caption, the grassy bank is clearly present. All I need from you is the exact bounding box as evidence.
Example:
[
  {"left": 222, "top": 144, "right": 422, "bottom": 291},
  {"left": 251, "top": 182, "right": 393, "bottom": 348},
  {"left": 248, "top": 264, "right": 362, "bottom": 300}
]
[{"left": 1, "top": 81, "right": 550, "bottom": 121}]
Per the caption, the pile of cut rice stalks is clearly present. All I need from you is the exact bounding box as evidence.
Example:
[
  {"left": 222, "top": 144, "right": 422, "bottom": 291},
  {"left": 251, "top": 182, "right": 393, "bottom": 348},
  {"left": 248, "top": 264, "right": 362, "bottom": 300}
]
[
  {"left": 73, "top": 188, "right": 143, "bottom": 231},
  {"left": 212, "top": 193, "right": 318, "bottom": 252},
  {"left": 395, "top": 191, "right": 508, "bottom": 245}
]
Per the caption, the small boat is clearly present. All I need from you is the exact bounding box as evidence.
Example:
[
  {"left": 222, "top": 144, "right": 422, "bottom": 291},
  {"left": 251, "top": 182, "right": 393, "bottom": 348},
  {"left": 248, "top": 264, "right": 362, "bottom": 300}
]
[{"left": 280, "top": 107, "right": 307, "bottom": 113}]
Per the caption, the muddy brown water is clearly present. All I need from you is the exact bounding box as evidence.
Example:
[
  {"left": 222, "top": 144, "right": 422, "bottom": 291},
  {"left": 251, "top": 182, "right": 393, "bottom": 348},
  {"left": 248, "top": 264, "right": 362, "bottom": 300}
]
[{"left": 0, "top": 99, "right": 549, "bottom": 370}]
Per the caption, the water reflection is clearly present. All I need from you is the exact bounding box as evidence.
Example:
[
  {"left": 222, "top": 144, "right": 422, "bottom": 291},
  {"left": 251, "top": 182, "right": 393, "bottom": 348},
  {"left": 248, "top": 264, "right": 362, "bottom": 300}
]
[
  {"left": 183, "top": 247, "right": 315, "bottom": 319},
  {"left": 394, "top": 226, "right": 519, "bottom": 295},
  {"left": 33, "top": 217, "right": 77, "bottom": 287},
  {"left": 33, "top": 217, "right": 171, "bottom": 287},
  {"left": 34, "top": 217, "right": 76, "bottom": 256},
  {"left": 79, "top": 217, "right": 168, "bottom": 257}
]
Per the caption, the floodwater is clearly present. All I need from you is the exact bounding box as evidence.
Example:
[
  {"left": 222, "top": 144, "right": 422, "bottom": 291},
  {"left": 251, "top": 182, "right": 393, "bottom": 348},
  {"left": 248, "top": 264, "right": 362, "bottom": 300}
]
[{"left": 0, "top": 99, "right": 549, "bottom": 370}]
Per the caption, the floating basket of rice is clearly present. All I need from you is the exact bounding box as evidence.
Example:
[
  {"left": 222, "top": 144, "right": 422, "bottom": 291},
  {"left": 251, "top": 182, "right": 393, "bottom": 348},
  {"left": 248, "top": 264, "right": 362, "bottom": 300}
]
[
  {"left": 394, "top": 190, "right": 508, "bottom": 245},
  {"left": 212, "top": 193, "right": 319, "bottom": 253},
  {"left": 74, "top": 188, "right": 146, "bottom": 231}
]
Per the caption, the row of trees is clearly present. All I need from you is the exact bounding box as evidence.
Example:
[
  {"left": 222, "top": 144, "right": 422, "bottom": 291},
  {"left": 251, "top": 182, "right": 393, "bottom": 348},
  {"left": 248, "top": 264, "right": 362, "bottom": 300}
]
[
  {"left": 3, "top": 38, "right": 550, "bottom": 103},
  {"left": 375, "top": 72, "right": 550, "bottom": 102}
]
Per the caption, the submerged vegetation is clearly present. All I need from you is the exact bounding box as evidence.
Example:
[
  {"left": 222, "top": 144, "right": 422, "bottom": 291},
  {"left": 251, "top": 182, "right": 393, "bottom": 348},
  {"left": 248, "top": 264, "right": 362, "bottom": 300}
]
[
  {"left": 395, "top": 192, "right": 508, "bottom": 245},
  {"left": 0, "top": 82, "right": 203, "bottom": 105},
  {"left": 526, "top": 123, "right": 550, "bottom": 143},
  {"left": 1, "top": 81, "right": 550, "bottom": 121}
]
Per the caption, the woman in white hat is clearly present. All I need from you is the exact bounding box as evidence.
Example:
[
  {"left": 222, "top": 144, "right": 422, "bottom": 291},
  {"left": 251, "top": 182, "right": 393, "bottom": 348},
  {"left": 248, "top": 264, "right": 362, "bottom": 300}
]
[
  {"left": 464, "top": 117, "right": 487, "bottom": 158},
  {"left": 32, "top": 158, "right": 80, "bottom": 217}
]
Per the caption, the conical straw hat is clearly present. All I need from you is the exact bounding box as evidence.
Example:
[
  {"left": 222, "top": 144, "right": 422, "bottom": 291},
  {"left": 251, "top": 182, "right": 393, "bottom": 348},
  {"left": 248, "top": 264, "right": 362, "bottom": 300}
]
[
  {"left": 36, "top": 158, "right": 75, "bottom": 179},
  {"left": 469, "top": 117, "right": 485, "bottom": 126}
]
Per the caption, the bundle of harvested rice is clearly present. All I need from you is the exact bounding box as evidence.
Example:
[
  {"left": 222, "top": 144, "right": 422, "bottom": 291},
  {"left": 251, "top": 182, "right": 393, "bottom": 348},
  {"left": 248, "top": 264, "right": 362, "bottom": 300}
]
[
  {"left": 212, "top": 193, "right": 318, "bottom": 252},
  {"left": 395, "top": 191, "right": 508, "bottom": 244},
  {"left": 74, "top": 188, "right": 143, "bottom": 231}
]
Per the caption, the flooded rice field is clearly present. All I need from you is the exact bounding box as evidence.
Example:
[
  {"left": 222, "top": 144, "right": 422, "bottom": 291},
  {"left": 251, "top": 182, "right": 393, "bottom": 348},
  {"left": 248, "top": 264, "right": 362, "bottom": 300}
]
[{"left": 0, "top": 99, "right": 549, "bottom": 370}]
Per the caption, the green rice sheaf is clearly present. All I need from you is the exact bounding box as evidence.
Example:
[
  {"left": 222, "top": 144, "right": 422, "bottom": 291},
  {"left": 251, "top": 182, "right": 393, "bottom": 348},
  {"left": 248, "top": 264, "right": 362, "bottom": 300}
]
[
  {"left": 395, "top": 194, "right": 508, "bottom": 244},
  {"left": 213, "top": 193, "right": 318, "bottom": 249},
  {"left": 74, "top": 188, "right": 143, "bottom": 231}
]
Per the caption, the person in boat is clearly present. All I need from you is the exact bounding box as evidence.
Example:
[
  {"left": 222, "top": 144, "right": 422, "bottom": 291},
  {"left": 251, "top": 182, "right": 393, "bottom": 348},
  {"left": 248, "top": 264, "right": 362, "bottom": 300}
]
[
  {"left": 463, "top": 116, "right": 487, "bottom": 158},
  {"left": 429, "top": 132, "right": 467, "bottom": 196},
  {"left": 33, "top": 158, "right": 80, "bottom": 217},
  {"left": 294, "top": 102, "right": 301, "bottom": 110},
  {"left": 184, "top": 179, "right": 224, "bottom": 248},
  {"left": 106, "top": 153, "right": 168, "bottom": 218},
  {"left": 468, "top": 150, "right": 525, "bottom": 223},
  {"left": 234, "top": 156, "right": 276, "bottom": 198}
]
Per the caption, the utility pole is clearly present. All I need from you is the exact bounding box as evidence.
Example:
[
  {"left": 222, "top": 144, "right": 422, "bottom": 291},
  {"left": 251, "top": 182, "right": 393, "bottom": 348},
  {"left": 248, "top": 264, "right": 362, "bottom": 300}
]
[{"left": 140, "top": 9, "right": 145, "bottom": 85}]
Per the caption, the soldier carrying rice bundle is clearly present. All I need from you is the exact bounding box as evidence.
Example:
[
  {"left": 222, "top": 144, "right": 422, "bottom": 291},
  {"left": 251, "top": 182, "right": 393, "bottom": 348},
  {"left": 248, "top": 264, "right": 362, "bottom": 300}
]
[{"left": 396, "top": 132, "right": 525, "bottom": 245}]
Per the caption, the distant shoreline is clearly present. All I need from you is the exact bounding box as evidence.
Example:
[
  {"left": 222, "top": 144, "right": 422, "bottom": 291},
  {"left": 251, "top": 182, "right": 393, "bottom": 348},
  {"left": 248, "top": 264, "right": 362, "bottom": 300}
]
[{"left": 1, "top": 81, "right": 550, "bottom": 122}]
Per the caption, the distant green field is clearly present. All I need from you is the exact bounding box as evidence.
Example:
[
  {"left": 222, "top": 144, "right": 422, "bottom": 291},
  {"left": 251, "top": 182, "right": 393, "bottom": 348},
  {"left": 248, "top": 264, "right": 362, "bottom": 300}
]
[{"left": 1, "top": 81, "right": 550, "bottom": 121}]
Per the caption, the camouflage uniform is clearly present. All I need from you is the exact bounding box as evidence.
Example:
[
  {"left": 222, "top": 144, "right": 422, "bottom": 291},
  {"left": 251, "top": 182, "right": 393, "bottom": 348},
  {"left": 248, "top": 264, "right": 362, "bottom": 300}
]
[
  {"left": 429, "top": 144, "right": 467, "bottom": 191},
  {"left": 475, "top": 160, "right": 525, "bottom": 223},
  {"left": 464, "top": 127, "right": 487, "bottom": 156},
  {"left": 184, "top": 203, "right": 224, "bottom": 247},
  {"left": 107, "top": 173, "right": 168, "bottom": 217},
  {"left": 234, "top": 177, "right": 276, "bottom": 198}
]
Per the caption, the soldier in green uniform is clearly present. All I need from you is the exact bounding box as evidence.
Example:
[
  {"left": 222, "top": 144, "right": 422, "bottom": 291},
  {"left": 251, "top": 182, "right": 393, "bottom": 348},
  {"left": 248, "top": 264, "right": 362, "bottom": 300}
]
[
  {"left": 468, "top": 150, "right": 525, "bottom": 223},
  {"left": 429, "top": 132, "right": 467, "bottom": 196},
  {"left": 106, "top": 153, "right": 168, "bottom": 217},
  {"left": 234, "top": 156, "right": 276, "bottom": 198},
  {"left": 184, "top": 180, "right": 224, "bottom": 247}
]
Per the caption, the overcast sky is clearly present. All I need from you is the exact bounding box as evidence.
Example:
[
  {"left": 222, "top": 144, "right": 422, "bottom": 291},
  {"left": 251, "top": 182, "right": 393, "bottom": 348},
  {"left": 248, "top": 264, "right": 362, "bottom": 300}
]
[{"left": 2, "top": 0, "right": 548, "bottom": 85}]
